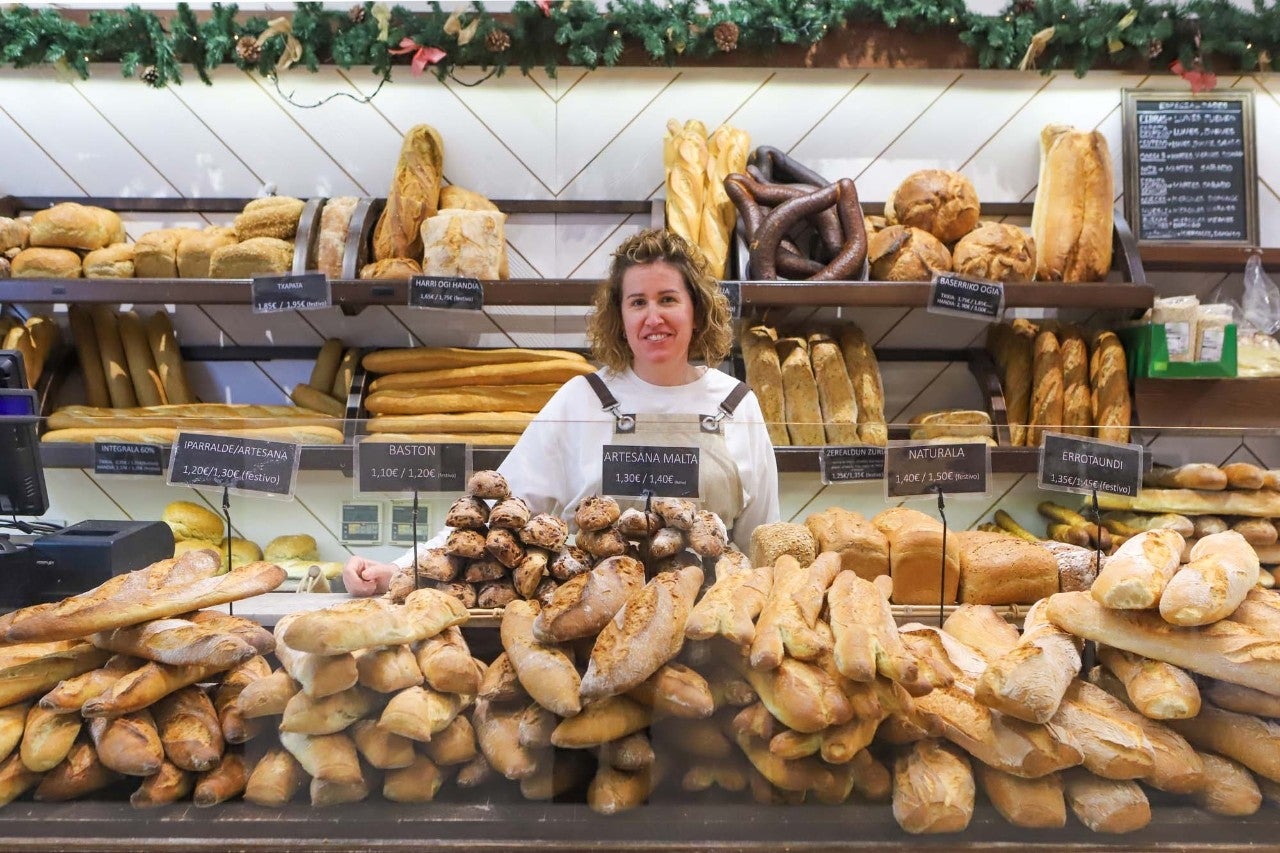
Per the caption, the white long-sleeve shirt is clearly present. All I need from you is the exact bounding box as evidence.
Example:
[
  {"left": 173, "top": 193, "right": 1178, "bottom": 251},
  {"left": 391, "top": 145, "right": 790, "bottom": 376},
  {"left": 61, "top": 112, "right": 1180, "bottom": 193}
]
[{"left": 393, "top": 366, "right": 780, "bottom": 567}]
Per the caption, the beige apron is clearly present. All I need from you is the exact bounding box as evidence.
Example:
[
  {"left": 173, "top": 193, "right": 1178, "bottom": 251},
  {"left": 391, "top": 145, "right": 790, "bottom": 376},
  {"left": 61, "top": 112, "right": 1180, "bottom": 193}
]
[{"left": 586, "top": 373, "right": 747, "bottom": 529}]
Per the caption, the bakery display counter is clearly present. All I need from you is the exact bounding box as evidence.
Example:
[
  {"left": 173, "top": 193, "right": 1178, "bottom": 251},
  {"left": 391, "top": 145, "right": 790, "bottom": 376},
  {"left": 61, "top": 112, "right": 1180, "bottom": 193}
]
[
  {"left": 0, "top": 275, "right": 1156, "bottom": 312},
  {"left": 0, "top": 799, "right": 1272, "bottom": 851}
]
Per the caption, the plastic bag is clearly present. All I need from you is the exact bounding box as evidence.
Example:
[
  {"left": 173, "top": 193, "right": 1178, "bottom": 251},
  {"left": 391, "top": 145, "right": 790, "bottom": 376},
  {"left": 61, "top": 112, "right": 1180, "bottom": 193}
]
[{"left": 1242, "top": 253, "right": 1280, "bottom": 335}]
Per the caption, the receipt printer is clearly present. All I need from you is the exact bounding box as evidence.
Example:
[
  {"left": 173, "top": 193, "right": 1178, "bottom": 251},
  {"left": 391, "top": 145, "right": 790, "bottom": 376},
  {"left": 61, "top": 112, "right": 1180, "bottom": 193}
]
[{"left": 29, "top": 520, "right": 175, "bottom": 604}]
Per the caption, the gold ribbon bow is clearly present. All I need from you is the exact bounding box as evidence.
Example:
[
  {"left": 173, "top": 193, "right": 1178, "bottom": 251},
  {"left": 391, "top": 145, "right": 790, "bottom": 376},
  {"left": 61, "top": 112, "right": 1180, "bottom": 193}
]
[
  {"left": 444, "top": 10, "right": 480, "bottom": 46},
  {"left": 256, "top": 16, "right": 304, "bottom": 73}
]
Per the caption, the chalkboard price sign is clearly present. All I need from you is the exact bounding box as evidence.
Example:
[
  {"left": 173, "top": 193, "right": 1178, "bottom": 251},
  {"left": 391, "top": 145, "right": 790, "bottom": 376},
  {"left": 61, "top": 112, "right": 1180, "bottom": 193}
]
[{"left": 1122, "top": 91, "right": 1257, "bottom": 246}]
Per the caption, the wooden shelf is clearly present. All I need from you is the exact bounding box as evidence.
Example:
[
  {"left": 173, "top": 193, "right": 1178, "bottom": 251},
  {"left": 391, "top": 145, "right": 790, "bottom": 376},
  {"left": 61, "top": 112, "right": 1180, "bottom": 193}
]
[
  {"left": 1139, "top": 244, "right": 1280, "bottom": 273},
  {"left": 1, "top": 277, "right": 1155, "bottom": 311}
]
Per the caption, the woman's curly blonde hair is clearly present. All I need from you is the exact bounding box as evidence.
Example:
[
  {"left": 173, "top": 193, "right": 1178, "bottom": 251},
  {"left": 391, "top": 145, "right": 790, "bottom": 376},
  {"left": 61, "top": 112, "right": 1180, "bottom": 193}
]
[{"left": 587, "top": 228, "right": 732, "bottom": 372}]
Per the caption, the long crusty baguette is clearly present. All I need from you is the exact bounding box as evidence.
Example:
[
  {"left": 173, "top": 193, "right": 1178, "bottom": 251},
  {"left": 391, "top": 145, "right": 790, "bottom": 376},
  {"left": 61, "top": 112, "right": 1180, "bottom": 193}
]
[
  {"left": 360, "top": 428, "right": 522, "bottom": 445},
  {"left": 364, "top": 385, "right": 561, "bottom": 415},
  {"left": 1145, "top": 463, "right": 1227, "bottom": 491},
  {"left": 1096, "top": 646, "right": 1200, "bottom": 720},
  {"left": 362, "top": 412, "right": 533, "bottom": 434},
  {"left": 369, "top": 360, "right": 595, "bottom": 392},
  {"left": 1160, "top": 530, "right": 1260, "bottom": 626},
  {"left": 279, "top": 588, "right": 466, "bottom": 655},
  {"left": 41, "top": 425, "right": 346, "bottom": 446},
  {"left": 68, "top": 304, "right": 111, "bottom": 408},
  {"left": 3, "top": 559, "right": 285, "bottom": 643},
  {"left": 500, "top": 600, "right": 581, "bottom": 718},
  {"left": 1098, "top": 487, "right": 1280, "bottom": 518},
  {"left": 143, "top": 311, "right": 194, "bottom": 405},
  {"left": 38, "top": 654, "right": 139, "bottom": 713},
  {"left": 47, "top": 403, "right": 336, "bottom": 431},
  {"left": 1090, "top": 529, "right": 1184, "bottom": 610},
  {"left": 118, "top": 310, "right": 166, "bottom": 407},
  {"left": 91, "top": 619, "right": 257, "bottom": 669},
  {"left": 740, "top": 326, "right": 788, "bottom": 446},
  {"left": 1044, "top": 591, "right": 1280, "bottom": 696},
  {"left": 1165, "top": 702, "right": 1280, "bottom": 783},
  {"left": 839, "top": 324, "right": 887, "bottom": 446},
  {"left": 975, "top": 599, "right": 1080, "bottom": 724},
  {"left": 82, "top": 661, "right": 228, "bottom": 719},
  {"left": 363, "top": 346, "right": 585, "bottom": 375}
]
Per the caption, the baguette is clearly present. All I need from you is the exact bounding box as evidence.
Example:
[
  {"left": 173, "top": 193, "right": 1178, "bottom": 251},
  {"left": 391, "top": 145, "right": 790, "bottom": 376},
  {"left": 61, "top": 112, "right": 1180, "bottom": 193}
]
[
  {"left": 369, "top": 359, "right": 595, "bottom": 392},
  {"left": 83, "top": 661, "right": 227, "bottom": 719},
  {"left": 90, "top": 304, "right": 137, "bottom": 408},
  {"left": 1090, "top": 331, "right": 1130, "bottom": 443},
  {"left": 1096, "top": 646, "right": 1200, "bottom": 720},
  {"left": 153, "top": 685, "right": 223, "bottom": 772},
  {"left": 750, "top": 553, "right": 841, "bottom": 670},
  {"left": 1058, "top": 327, "right": 1091, "bottom": 437},
  {"left": 0, "top": 643, "right": 113, "bottom": 708},
  {"left": 472, "top": 698, "right": 542, "bottom": 781},
  {"left": 363, "top": 384, "right": 560, "bottom": 415},
  {"left": 278, "top": 730, "right": 362, "bottom": 785},
  {"left": 193, "top": 752, "right": 248, "bottom": 807},
  {"left": 976, "top": 766, "right": 1066, "bottom": 829},
  {"left": 237, "top": 669, "right": 299, "bottom": 718},
  {"left": 839, "top": 325, "right": 887, "bottom": 446},
  {"left": 827, "top": 570, "right": 931, "bottom": 695},
  {"left": 130, "top": 760, "right": 194, "bottom": 808},
  {"left": 19, "top": 704, "right": 80, "bottom": 772},
  {"left": 581, "top": 565, "right": 704, "bottom": 701},
  {"left": 1027, "top": 330, "right": 1063, "bottom": 449},
  {"left": 273, "top": 616, "right": 358, "bottom": 698},
  {"left": 1044, "top": 591, "right": 1280, "bottom": 696},
  {"left": 364, "top": 412, "right": 533, "bottom": 434},
  {"left": 1203, "top": 678, "right": 1280, "bottom": 718},
  {"left": 363, "top": 346, "right": 585, "bottom": 375},
  {"left": 740, "top": 326, "right": 788, "bottom": 446},
  {"left": 32, "top": 741, "right": 118, "bottom": 802},
  {"left": 551, "top": 695, "right": 652, "bottom": 749},
  {"left": 290, "top": 383, "right": 344, "bottom": 418},
  {"left": 777, "top": 337, "right": 824, "bottom": 447},
  {"left": 1090, "top": 529, "right": 1184, "bottom": 610},
  {"left": 1165, "top": 702, "right": 1280, "bottom": 783},
  {"left": 499, "top": 600, "right": 581, "bottom": 717},
  {"left": 331, "top": 348, "right": 358, "bottom": 401},
  {"left": 356, "top": 645, "right": 423, "bottom": 694},
  {"left": 975, "top": 599, "right": 1080, "bottom": 724},
  {"left": 91, "top": 618, "right": 257, "bottom": 669},
  {"left": 626, "top": 663, "right": 715, "bottom": 719},
  {"left": 808, "top": 333, "right": 859, "bottom": 445},
  {"left": 1062, "top": 769, "right": 1150, "bottom": 834},
  {"left": 0, "top": 703, "right": 28, "bottom": 764},
  {"left": 892, "top": 739, "right": 974, "bottom": 834},
  {"left": 361, "top": 428, "right": 522, "bottom": 445},
  {"left": 383, "top": 754, "right": 445, "bottom": 804},
  {"left": 117, "top": 310, "right": 166, "bottom": 407},
  {"left": 213, "top": 655, "right": 271, "bottom": 744},
  {"left": 1223, "top": 462, "right": 1267, "bottom": 490},
  {"left": 413, "top": 625, "right": 480, "bottom": 695},
  {"left": 1160, "top": 530, "right": 1260, "bottom": 626},
  {"left": 89, "top": 710, "right": 164, "bottom": 776},
  {"left": 0, "top": 753, "right": 41, "bottom": 807},
  {"left": 1145, "top": 463, "right": 1227, "bottom": 491},
  {"left": 684, "top": 552, "right": 772, "bottom": 647},
  {"left": 351, "top": 719, "right": 415, "bottom": 770},
  {"left": 47, "top": 403, "right": 336, "bottom": 431},
  {"left": 734, "top": 656, "right": 855, "bottom": 736},
  {"left": 186, "top": 611, "right": 275, "bottom": 657},
  {"left": 308, "top": 339, "right": 344, "bottom": 393},
  {"left": 68, "top": 304, "right": 111, "bottom": 408},
  {"left": 1190, "top": 751, "right": 1261, "bottom": 816},
  {"left": 532, "top": 555, "right": 645, "bottom": 644},
  {"left": 280, "top": 685, "right": 376, "bottom": 736},
  {"left": 243, "top": 746, "right": 305, "bottom": 806},
  {"left": 279, "top": 588, "right": 466, "bottom": 655},
  {"left": 1099, "top": 487, "right": 1280, "bottom": 519},
  {"left": 41, "top": 425, "right": 345, "bottom": 446},
  {"left": 4, "top": 559, "right": 284, "bottom": 643}
]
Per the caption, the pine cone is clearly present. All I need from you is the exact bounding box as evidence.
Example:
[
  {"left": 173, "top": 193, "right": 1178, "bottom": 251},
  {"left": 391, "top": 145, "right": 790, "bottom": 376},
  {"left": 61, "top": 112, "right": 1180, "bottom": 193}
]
[
  {"left": 236, "top": 35, "right": 262, "bottom": 64},
  {"left": 140, "top": 65, "right": 159, "bottom": 85},
  {"left": 349, "top": 5, "right": 366, "bottom": 24},
  {"left": 486, "top": 28, "right": 512, "bottom": 53},
  {"left": 713, "top": 21, "right": 739, "bottom": 53},
  {"left": 1147, "top": 38, "right": 1164, "bottom": 58}
]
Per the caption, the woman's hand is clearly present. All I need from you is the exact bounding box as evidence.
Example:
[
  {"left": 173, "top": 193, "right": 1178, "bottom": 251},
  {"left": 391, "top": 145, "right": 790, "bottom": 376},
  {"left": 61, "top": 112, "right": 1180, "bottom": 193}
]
[{"left": 342, "top": 556, "right": 397, "bottom": 597}]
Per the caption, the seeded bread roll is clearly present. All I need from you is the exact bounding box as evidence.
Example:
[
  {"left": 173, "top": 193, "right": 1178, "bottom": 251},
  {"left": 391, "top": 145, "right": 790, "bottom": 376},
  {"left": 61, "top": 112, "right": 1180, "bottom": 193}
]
[
  {"left": 209, "top": 237, "right": 293, "bottom": 279},
  {"left": 445, "top": 496, "right": 489, "bottom": 529},
  {"left": 234, "top": 197, "right": 304, "bottom": 242}
]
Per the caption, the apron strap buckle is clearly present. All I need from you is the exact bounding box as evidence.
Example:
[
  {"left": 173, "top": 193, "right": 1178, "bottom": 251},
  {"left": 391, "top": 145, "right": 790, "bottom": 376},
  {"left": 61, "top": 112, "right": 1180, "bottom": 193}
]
[
  {"left": 700, "top": 411, "right": 726, "bottom": 434},
  {"left": 614, "top": 409, "right": 636, "bottom": 433}
]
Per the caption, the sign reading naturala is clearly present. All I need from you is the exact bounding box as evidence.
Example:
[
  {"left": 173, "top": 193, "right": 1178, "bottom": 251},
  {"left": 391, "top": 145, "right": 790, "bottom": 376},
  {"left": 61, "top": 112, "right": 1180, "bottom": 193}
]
[{"left": 885, "top": 441, "right": 991, "bottom": 499}]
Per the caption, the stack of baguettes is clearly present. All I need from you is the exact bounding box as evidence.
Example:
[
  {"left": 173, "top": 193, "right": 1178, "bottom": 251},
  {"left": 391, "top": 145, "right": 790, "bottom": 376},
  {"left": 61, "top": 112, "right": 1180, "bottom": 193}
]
[
  {"left": 233, "top": 582, "right": 485, "bottom": 806},
  {"left": 43, "top": 319, "right": 345, "bottom": 444},
  {"left": 663, "top": 119, "right": 750, "bottom": 279},
  {"left": 0, "top": 550, "right": 285, "bottom": 808},
  {"left": 987, "top": 319, "right": 1130, "bottom": 447},
  {"left": 471, "top": 490, "right": 745, "bottom": 814},
  {"left": 739, "top": 321, "right": 886, "bottom": 448},
  {"left": 1098, "top": 461, "right": 1280, "bottom": 585},
  {"left": 360, "top": 346, "right": 596, "bottom": 445}
]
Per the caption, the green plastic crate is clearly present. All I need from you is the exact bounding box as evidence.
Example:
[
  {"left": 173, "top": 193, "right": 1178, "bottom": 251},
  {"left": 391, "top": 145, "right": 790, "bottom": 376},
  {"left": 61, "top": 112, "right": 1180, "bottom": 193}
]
[{"left": 1117, "top": 323, "right": 1237, "bottom": 379}]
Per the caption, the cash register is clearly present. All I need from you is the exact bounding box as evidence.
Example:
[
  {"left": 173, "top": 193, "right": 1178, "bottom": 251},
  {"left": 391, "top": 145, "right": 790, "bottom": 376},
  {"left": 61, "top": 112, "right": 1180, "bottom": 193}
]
[{"left": 0, "top": 350, "right": 172, "bottom": 608}]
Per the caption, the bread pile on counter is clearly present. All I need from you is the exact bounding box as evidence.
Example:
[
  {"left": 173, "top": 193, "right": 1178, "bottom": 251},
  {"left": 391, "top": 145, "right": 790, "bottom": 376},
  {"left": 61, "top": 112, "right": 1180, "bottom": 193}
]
[
  {"left": 0, "top": 313, "right": 59, "bottom": 388},
  {"left": 987, "top": 318, "right": 1131, "bottom": 447},
  {"left": 361, "top": 346, "right": 594, "bottom": 445},
  {"left": 740, "top": 321, "right": 886, "bottom": 447},
  {"left": 0, "top": 550, "right": 284, "bottom": 808}
]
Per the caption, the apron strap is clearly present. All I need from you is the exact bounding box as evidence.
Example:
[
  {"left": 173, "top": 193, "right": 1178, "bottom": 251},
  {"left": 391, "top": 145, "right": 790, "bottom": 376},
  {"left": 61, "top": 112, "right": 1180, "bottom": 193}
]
[
  {"left": 701, "top": 381, "right": 751, "bottom": 433},
  {"left": 585, "top": 372, "right": 635, "bottom": 433}
]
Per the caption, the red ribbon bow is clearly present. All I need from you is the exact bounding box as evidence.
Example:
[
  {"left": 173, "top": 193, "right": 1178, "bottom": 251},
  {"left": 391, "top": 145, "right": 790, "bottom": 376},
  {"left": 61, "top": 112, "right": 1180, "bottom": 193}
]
[
  {"left": 536, "top": 0, "right": 551, "bottom": 15},
  {"left": 1170, "top": 59, "right": 1217, "bottom": 93},
  {"left": 390, "top": 37, "right": 447, "bottom": 75}
]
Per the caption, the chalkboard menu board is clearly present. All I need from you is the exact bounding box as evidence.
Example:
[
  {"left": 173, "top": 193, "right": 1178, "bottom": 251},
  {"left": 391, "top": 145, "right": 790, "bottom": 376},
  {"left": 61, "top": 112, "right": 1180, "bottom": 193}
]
[{"left": 1122, "top": 90, "right": 1257, "bottom": 245}]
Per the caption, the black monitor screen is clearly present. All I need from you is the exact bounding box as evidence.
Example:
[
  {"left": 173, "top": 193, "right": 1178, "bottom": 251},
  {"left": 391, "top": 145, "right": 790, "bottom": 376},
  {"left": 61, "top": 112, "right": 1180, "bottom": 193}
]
[
  {"left": 0, "top": 388, "right": 47, "bottom": 516},
  {"left": 0, "top": 394, "right": 34, "bottom": 416},
  {"left": 0, "top": 350, "right": 27, "bottom": 391}
]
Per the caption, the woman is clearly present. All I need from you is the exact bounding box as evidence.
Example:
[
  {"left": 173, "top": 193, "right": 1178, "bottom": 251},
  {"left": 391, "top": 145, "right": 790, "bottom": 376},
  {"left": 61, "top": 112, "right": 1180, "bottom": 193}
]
[{"left": 344, "top": 228, "right": 779, "bottom": 596}]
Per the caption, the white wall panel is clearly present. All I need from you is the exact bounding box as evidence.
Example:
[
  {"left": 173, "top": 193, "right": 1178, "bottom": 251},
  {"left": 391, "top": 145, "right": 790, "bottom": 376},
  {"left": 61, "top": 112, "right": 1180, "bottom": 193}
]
[{"left": 0, "top": 103, "right": 84, "bottom": 195}]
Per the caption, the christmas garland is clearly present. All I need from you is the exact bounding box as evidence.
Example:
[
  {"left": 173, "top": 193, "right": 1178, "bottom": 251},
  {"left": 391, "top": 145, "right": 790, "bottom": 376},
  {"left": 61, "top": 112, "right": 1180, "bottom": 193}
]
[{"left": 0, "top": 0, "right": 1273, "bottom": 90}]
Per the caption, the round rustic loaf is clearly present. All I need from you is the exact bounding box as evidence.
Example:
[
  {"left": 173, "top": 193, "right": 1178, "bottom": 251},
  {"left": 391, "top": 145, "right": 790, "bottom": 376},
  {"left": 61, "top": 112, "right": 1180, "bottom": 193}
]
[
  {"left": 952, "top": 222, "right": 1036, "bottom": 283},
  {"left": 868, "top": 225, "right": 952, "bottom": 281},
  {"left": 885, "top": 169, "right": 980, "bottom": 243}
]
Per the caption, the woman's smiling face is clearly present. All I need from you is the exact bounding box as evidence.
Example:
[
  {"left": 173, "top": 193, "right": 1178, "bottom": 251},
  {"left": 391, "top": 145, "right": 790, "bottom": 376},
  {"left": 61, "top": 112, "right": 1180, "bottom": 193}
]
[{"left": 620, "top": 260, "right": 696, "bottom": 382}]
